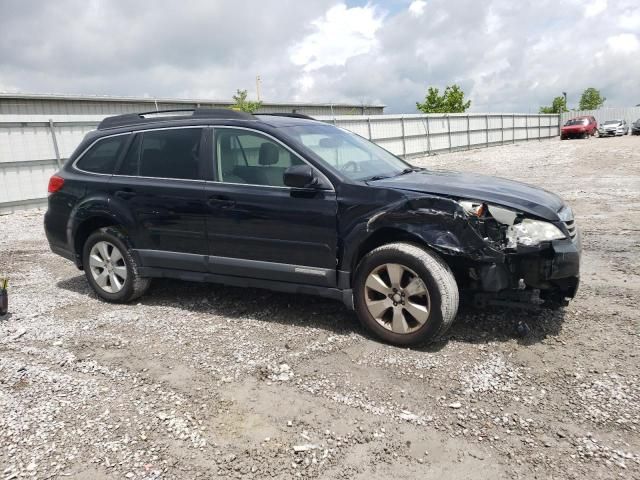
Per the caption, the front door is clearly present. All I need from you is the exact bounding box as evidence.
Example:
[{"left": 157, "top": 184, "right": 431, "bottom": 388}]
[
  {"left": 110, "top": 127, "right": 208, "bottom": 271},
  {"left": 204, "top": 127, "right": 338, "bottom": 287}
]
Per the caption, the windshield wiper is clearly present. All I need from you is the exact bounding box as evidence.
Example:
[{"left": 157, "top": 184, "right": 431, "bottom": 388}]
[
  {"left": 398, "top": 167, "right": 420, "bottom": 175},
  {"left": 364, "top": 174, "right": 393, "bottom": 181},
  {"left": 364, "top": 167, "right": 421, "bottom": 182}
]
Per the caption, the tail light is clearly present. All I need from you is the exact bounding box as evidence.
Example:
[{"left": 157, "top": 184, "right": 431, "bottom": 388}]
[{"left": 48, "top": 175, "right": 65, "bottom": 194}]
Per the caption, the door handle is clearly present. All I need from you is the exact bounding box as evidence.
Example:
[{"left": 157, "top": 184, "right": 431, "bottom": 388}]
[
  {"left": 115, "top": 188, "right": 136, "bottom": 200},
  {"left": 208, "top": 195, "right": 236, "bottom": 209}
]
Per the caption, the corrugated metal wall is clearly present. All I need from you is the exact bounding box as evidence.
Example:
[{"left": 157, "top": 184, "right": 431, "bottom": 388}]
[
  {"left": 0, "top": 95, "right": 384, "bottom": 117},
  {"left": 561, "top": 107, "right": 640, "bottom": 127},
  {"left": 0, "top": 111, "right": 559, "bottom": 213}
]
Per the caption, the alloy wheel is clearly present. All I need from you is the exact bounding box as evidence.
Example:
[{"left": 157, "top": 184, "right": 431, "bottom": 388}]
[
  {"left": 89, "top": 241, "right": 127, "bottom": 293},
  {"left": 364, "top": 263, "right": 431, "bottom": 334}
]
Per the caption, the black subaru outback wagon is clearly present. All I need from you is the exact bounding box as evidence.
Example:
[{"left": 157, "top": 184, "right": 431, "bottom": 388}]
[{"left": 45, "top": 109, "right": 580, "bottom": 345}]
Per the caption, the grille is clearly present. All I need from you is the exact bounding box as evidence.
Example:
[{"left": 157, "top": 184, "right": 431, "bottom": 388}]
[
  {"left": 558, "top": 206, "right": 577, "bottom": 240},
  {"left": 564, "top": 219, "right": 577, "bottom": 239}
]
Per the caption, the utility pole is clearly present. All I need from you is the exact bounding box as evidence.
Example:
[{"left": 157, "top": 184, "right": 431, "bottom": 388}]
[
  {"left": 256, "top": 75, "right": 262, "bottom": 102},
  {"left": 562, "top": 91, "right": 567, "bottom": 109}
]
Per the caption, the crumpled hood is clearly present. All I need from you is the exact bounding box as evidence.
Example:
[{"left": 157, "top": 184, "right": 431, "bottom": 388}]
[{"left": 369, "top": 170, "right": 565, "bottom": 221}]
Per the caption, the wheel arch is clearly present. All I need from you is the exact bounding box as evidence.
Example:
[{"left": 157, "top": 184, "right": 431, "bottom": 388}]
[
  {"left": 68, "top": 196, "right": 137, "bottom": 268},
  {"left": 350, "top": 227, "right": 450, "bottom": 279}
]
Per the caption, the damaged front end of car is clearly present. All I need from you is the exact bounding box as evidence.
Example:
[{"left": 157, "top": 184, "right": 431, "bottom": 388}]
[
  {"left": 366, "top": 194, "right": 581, "bottom": 309},
  {"left": 457, "top": 200, "right": 580, "bottom": 307}
]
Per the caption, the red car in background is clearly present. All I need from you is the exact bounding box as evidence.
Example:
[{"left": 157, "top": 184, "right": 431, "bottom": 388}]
[{"left": 561, "top": 116, "right": 598, "bottom": 139}]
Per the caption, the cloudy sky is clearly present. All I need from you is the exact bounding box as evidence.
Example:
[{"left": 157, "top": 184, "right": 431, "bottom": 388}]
[{"left": 0, "top": 0, "right": 638, "bottom": 112}]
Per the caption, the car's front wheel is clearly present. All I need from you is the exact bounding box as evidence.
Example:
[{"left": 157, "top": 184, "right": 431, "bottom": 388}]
[
  {"left": 354, "top": 243, "right": 459, "bottom": 346},
  {"left": 82, "top": 228, "right": 151, "bottom": 302}
]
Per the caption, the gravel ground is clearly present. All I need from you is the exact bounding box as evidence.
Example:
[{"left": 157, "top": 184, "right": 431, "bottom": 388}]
[{"left": 1, "top": 135, "right": 639, "bottom": 479}]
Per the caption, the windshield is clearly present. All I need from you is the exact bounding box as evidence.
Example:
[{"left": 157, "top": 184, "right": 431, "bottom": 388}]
[
  {"left": 280, "top": 124, "right": 410, "bottom": 181},
  {"left": 603, "top": 120, "right": 621, "bottom": 125},
  {"left": 565, "top": 118, "right": 588, "bottom": 126}
]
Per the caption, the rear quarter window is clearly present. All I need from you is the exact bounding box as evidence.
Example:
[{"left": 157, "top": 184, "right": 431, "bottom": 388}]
[{"left": 75, "top": 135, "right": 128, "bottom": 174}]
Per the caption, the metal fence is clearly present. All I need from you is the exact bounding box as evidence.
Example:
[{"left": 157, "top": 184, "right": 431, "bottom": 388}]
[
  {"left": 318, "top": 113, "right": 559, "bottom": 158},
  {"left": 561, "top": 107, "right": 640, "bottom": 128},
  {"left": 0, "top": 112, "right": 559, "bottom": 213}
]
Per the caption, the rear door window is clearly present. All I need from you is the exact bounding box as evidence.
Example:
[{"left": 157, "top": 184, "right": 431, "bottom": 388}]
[
  {"left": 118, "top": 128, "right": 204, "bottom": 180},
  {"left": 76, "top": 135, "right": 128, "bottom": 174}
]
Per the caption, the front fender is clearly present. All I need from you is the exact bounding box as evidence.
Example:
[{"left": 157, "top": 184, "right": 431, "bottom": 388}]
[{"left": 341, "top": 195, "right": 503, "bottom": 272}]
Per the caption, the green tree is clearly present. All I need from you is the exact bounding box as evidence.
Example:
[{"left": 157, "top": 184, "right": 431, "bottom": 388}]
[
  {"left": 578, "top": 88, "right": 605, "bottom": 110},
  {"left": 539, "top": 96, "right": 568, "bottom": 114},
  {"left": 231, "top": 89, "right": 262, "bottom": 113},
  {"left": 416, "top": 84, "right": 471, "bottom": 113}
]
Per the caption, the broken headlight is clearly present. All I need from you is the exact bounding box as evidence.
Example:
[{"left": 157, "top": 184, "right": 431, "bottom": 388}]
[
  {"left": 459, "top": 201, "right": 566, "bottom": 247},
  {"left": 505, "top": 219, "right": 565, "bottom": 247}
]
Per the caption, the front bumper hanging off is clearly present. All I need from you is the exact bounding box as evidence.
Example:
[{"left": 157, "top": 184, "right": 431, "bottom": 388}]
[{"left": 476, "top": 230, "right": 581, "bottom": 303}]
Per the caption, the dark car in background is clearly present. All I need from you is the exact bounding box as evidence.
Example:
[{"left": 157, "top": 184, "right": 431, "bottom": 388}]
[
  {"left": 44, "top": 109, "right": 581, "bottom": 346},
  {"left": 631, "top": 119, "right": 640, "bottom": 136},
  {"left": 598, "top": 119, "right": 629, "bottom": 137},
  {"left": 561, "top": 116, "right": 597, "bottom": 139}
]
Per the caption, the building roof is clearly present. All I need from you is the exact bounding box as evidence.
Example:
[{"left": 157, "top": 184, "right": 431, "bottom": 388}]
[{"left": 0, "top": 92, "right": 385, "bottom": 109}]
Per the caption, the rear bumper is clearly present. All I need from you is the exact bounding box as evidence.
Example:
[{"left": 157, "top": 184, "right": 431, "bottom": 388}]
[
  {"left": 49, "top": 244, "right": 76, "bottom": 263},
  {"left": 44, "top": 209, "right": 80, "bottom": 267}
]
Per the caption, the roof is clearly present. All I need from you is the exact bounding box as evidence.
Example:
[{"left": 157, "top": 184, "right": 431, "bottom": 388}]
[{"left": 0, "top": 92, "right": 386, "bottom": 109}]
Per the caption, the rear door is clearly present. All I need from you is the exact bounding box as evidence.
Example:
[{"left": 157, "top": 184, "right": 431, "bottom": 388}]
[
  {"left": 109, "top": 127, "right": 209, "bottom": 271},
  {"left": 203, "top": 127, "right": 339, "bottom": 287}
]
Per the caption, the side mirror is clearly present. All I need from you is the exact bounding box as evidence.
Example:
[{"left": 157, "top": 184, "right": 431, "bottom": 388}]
[{"left": 283, "top": 164, "right": 319, "bottom": 189}]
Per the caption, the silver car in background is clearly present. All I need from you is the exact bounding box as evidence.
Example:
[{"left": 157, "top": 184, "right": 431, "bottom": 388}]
[{"left": 598, "top": 119, "right": 629, "bottom": 137}]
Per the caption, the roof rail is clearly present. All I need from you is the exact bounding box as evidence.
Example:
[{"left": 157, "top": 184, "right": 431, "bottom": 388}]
[
  {"left": 257, "top": 112, "right": 316, "bottom": 120},
  {"left": 97, "top": 108, "right": 255, "bottom": 130}
]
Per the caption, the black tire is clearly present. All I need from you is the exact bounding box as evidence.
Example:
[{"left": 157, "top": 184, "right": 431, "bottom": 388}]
[
  {"left": 354, "top": 242, "right": 459, "bottom": 346},
  {"left": 82, "top": 227, "right": 151, "bottom": 303}
]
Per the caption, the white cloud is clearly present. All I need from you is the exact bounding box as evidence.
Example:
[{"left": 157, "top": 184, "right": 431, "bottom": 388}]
[
  {"left": 606, "top": 33, "right": 640, "bottom": 53},
  {"left": 293, "top": 74, "right": 316, "bottom": 101},
  {"left": 0, "top": 77, "right": 19, "bottom": 93},
  {"left": 618, "top": 10, "right": 640, "bottom": 30},
  {"left": 2, "top": 0, "right": 640, "bottom": 113},
  {"left": 584, "top": 0, "right": 607, "bottom": 18},
  {"left": 289, "top": 4, "right": 384, "bottom": 72},
  {"left": 409, "top": 0, "right": 427, "bottom": 17},
  {"left": 485, "top": 9, "right": 501, "bottom": 34}
]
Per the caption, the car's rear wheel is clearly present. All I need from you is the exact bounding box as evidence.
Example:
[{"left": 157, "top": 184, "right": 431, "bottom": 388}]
[
  {"left": 83, "top": 228, "right": 150, "bottom": 302},
  {"left": 354, "top": 243, "right": 459, "bottom": 346}
]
